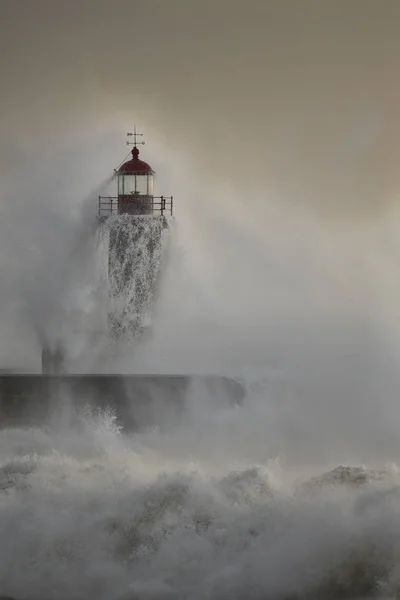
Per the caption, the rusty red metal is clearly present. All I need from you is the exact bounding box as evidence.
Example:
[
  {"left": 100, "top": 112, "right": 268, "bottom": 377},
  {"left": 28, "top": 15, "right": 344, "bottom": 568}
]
[
  {"left": 118, "top": 147, "right": 154, "bottom": 175},
  {"left": 118, "top": 195, "right": 153, "bottom": 215}
]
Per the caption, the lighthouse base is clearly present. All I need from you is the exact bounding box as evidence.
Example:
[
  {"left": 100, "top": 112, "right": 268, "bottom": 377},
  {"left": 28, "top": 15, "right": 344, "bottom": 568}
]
[{"left": 0, "top": 374, "right": 245, "bottom": 432}]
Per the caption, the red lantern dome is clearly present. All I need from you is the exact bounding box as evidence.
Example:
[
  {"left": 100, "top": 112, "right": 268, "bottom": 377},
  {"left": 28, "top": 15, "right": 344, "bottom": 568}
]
[{"left": 118, "top": 147, "right": 154, "bottom": 175}]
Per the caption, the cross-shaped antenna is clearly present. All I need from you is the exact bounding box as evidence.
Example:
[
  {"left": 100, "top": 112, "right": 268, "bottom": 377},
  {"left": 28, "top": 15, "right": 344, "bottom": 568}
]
[{"left": 126, "top": 125, "right": 145, "bottom": 148}]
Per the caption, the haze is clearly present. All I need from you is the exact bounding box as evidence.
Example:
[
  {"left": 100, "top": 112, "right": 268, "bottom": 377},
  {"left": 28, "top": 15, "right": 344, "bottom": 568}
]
[{"left": 0, "top": 1, "right": 400, "bottom": 463}]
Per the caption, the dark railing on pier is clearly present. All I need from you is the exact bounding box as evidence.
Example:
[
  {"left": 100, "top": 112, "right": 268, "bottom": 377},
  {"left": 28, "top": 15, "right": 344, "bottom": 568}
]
[{"left": 99, "top": 196, "right": 173, "bottom": 218}]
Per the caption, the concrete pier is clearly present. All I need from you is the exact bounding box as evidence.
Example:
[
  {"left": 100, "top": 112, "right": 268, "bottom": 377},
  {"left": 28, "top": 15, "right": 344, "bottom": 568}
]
[{"left": 0, "top": 374, "right": 245, "bottom": 431}]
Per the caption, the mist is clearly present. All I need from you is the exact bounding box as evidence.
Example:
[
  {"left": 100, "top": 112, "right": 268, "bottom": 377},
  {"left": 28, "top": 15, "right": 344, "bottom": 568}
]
[{"left": 0, "top": 0, "right": 400, "bottom": 465}]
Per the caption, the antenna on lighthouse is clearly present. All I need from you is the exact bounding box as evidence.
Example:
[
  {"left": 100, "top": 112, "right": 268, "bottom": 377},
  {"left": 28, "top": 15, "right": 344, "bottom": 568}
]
[{"left": 126, "top": 125, "right": 145, "bottom": 148}]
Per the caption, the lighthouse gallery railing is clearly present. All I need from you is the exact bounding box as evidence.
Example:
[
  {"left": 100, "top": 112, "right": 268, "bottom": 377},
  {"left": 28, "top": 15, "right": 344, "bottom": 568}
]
[{"left": 98, "top": 196, "right": 173, "bottom": 218}]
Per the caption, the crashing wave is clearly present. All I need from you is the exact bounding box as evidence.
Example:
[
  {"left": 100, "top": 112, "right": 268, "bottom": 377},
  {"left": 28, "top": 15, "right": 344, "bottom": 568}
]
[
  {"left": 104, "top": 214, "right": 171, "bottom": 343},
  {"left": 2, "top": 420, "right": 400, "bottom": 600},
  {"left": 299, "top": 464, "right": 390, "bottom": 492}
]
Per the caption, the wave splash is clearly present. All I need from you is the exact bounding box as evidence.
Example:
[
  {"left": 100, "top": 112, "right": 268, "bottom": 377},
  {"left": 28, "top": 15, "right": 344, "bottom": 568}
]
[
  {"left": 1, "top": 410, "right": 400, "bottom": 600},
  {"left": 105, "top": 215, "right": 171, "bottom": 342}
]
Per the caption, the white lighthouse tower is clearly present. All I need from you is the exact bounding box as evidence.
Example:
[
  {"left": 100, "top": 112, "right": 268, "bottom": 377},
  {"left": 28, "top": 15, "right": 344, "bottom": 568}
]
[
  {"left": 42, "top": 129, "right": 173, "bottom": 374},
  {"left": 99, "top": 129, "right": 173, "bottom": 342}
]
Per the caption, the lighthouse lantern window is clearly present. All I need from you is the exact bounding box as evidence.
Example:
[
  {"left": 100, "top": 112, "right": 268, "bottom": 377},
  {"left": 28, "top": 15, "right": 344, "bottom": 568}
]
[{"left": 118, "top": 173, "right": 154, "bottom": 196}]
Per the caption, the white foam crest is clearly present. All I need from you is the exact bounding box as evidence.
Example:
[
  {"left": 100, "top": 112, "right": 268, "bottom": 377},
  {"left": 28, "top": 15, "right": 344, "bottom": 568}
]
[{"left": 1, "top": 406, "right": 400, "bottom": 600}]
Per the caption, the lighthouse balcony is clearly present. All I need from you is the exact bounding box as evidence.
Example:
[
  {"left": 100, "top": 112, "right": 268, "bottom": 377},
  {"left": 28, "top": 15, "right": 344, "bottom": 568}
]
[{"left": 98, "top": 195, "right": 173, "bottom": 219}]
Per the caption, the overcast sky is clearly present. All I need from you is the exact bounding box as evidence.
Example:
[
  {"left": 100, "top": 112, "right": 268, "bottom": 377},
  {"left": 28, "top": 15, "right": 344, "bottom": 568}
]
[
  {"left": 1, "top": 0, "right": 400, "bottom": 218},
  {"left": 2, "top": 1, "right": 400, "bottom": 462},
  {"left": 1, "top": 1, "right": 400, "bottom": 375}
]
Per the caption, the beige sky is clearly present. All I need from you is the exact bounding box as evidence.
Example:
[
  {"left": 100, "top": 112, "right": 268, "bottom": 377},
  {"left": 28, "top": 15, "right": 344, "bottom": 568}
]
[{"left": 0, "top": 0, "right": 400, "bottom": 219}]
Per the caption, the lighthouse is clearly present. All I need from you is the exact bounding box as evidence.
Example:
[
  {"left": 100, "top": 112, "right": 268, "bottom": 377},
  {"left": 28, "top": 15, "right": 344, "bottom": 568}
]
[
  {"left": 41, "top": 129, "right": 173, "bottom": 374},
  {"left": 99, "top": 127, "right": 173, "bottom": 219},
  {"left": 99, "top": 129, "right": 173, "bottom": 342}
]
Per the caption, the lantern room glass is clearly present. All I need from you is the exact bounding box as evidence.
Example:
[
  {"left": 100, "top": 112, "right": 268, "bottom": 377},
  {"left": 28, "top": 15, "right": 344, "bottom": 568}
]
[{"left": 118, "top": 174, "right": 154, "bottom": 196}]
